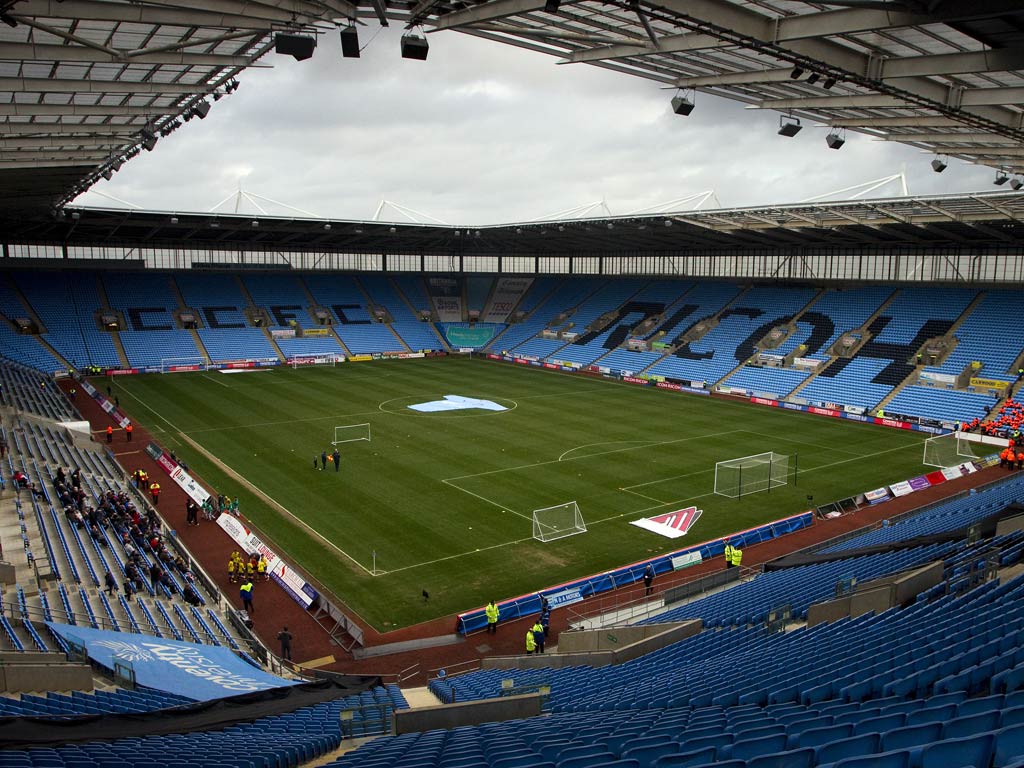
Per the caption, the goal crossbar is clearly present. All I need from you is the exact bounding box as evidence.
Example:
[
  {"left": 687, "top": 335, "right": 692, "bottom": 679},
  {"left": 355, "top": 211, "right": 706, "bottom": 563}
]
[
  {"left": 332, "top": 423, "right": 371, "bottom": 445},
  {"left": 715, "top": 451, "right": 792, "bottom": 499},
  {"left": 533, "top": 501, "right": 586, "bottom": 543},
  {"left": 923, "top": 432, "right": 978, "bottom": 468}
]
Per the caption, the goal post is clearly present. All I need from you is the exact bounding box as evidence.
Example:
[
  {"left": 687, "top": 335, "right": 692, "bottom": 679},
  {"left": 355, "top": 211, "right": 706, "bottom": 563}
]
[
  {"left": 715, "top": 452, "right": 793, "bottom": 499},
  {"left": 332, "top": 423, "right": 371, "bottom": 445},
  {"left": 923, "top": 432, "right": 979, "bottom": 468},
  {"left": 532, "top": 501, "right": 586, "bottom": 543},
  {"left": 160, "top": 356, "right": 210, "bottom": 373}
]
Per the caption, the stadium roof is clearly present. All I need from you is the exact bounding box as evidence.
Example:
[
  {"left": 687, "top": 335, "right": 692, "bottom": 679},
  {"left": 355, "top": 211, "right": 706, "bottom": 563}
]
[
  {"left": 1, "top": 0, "right": 1024, "bottom": 226},
  {"left": 22, "top": 190, "right": 1024, "bottom": 255}
]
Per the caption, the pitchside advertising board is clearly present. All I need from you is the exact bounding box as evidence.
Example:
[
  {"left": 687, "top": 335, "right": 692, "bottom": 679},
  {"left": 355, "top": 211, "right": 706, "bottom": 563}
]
[{"left": 216, "top": 514, "right": 319, "bottom": 610}]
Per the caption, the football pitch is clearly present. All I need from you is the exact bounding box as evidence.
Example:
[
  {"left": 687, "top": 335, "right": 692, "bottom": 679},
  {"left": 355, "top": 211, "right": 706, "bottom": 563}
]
[{"left": 103, "top": 356, "right": 930, "bottom": 630}]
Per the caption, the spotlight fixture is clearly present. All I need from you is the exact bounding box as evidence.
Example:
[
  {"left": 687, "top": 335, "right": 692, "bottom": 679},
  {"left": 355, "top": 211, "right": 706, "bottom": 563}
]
[
  {"left": 389, "top": 226, "right": 396, "bottom": 233},
  {"left": 275, "top": 32, "right": 316, "bottom": 61},
  {"left": 340, "top": 24, "right": 360, "bottom": 58},
  {"left": 194, "top": 100, "right": 211, "bottom": 119},
  {"left": 606, "top": 222, "right": 614, "bottom": 229},
  {"left": 101, "top": 169, "right": 113, "bottom": 180},
  {"left": 806, "top": 72, "right": 820, "bottom": 85},
  {"left": 140, "top": 126, "right": 157, "bottom": 151},
  {"left": 454, "top": 229, "right": 460, "bottom": 237},
  {"left": 994, "top": 170, "right": 1010, "bottom": 186},
  {"left": 111, "top": 157, "right": 123, "bottom": 171},
  {"left": 826, "top": 129, "right": 846, "bottom": 150},
  {"left": 823, "top": 77, "right": 837, "bottom": 90},
  {"left": 1012, "top": 177, "right": 1024, "bottom": 191},
  {"left": 170, "top": 216, "right": 179, "bottom": 224},
  {"left": 789, "top": 67, "right": 804, "bottom": 80},
  {"left": 544, "top": 0, "right": 560, "bottom": 12},
  {"left": 515, "top": 227, "right": 522, "bottom": 234},
  {"left": 251, "top": 220, "right": 259, "bottom": 228},
  {"left": 400, "top": 31, "right": 429, "bottom": 60},
  {"left": 664, "top": 219, "right": 673, "bottom": 227},
  {"left": 778, "top": 115, "right": 802, "bottom": 137},
  {"left": 212, "top": 91, "right": 222, "bottom": 101},
  {"left": 671, "top": 90, "right": 695, "bottom": 116},
  {"left": 0, "top": 12, "right": 17, "bottom": 28},
  {"left": 323, "top": 223, "right": 331, "bottom": 230},
  {"left": 931, "top": 156, "right": 948, "bottom": 173}
]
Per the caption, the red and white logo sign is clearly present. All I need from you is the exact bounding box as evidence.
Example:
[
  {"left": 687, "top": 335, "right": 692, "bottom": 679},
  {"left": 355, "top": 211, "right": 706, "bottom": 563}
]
[{"left": 630, "top": 506, "right": 703, "bottom": 539}]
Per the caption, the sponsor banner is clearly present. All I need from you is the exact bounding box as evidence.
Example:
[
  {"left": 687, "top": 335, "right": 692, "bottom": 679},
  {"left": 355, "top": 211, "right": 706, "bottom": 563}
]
[
  {"left": 781, "top": 402, "right": 804, "bottom": 411},
  {"left": 908, "top": 476, "right": 931, "bottom": 492},
  {"left": 44, "top": 623, "right": 299, "bottom": 701},
  {"left": 383, "top": 352, "right": 425, "bottom": 360},
  {"left": 487, "top": 353, "right": 501, "bottom": 360},
  {"left": 302, "top": 328, "right": 330, "bottom": 337},
  {"left": 809, "top": 406, "right": 841, "bottom": 418},
  {"left": 751, "top": 396, "right": 779, "bottom": 407},
  {"left": 515, "top": 354, "right": 539, "bottom": 362},
  {"left": 623, "top": 376, "right": 649, "bottom": 386},
  {"left": 598, "top": 366, "right": 611, "bottom": 374},
  {"left": 290, "top": 356, "right": 342, "bottom": 366},
  {"left": 890, "top": 480, "right": 914, "bottom": 497},
  {"left": 864, "top": 488, "right": 890, "bottom": 504},
  {"left": 843, "top": 405, "right": 867, "bottom": 415},
  {"left": 671, "top": 551, "right": 703, "bottom": 570},
  {"left": 545, "top": 587, "right": 584, "bottom": 609},
  {"left": 630, "top": 506, "right": 703, "bottom": 539},
  {"left": 971, "top": 377, "right": 1011, "bottom": 390},
  {"left": 758, "top": 353, "right": 784, "bottom": 363},
  {"left": 502, "top": 355, "right": 514, "bottom": 362},
  {"left": 216, "top": 515, "right": 319, "bottom": 609},
  {"left": 561, "top": 366, "right": 575, "bottom": 372},
  {"left": 108, "top": 368, "right": 139, "bottom": 376},
  {"left": 529, "top": 360, "right": 542, "bottom": 367},
  {"left": 79, "top": 379, "right": 132, "bottom": 428},
  {"left": 844, "top": 413, "right": 871, "bottom": 423},
  {"left": 875, "top": 417, "right": 912, "bottom": 430},
  {"left": 652, "top": 342, "right": 671, "bottom": 350},
  {"left": 514, "top": 357, "right": 530, "bottom": 365},
  {"left": 718, "top": 385, "right": 748, "bottom": 395},
  {"left": 270, "top": 328, "right": 296, "bottom": 339},
  {"left": 543, "top": 362, "right": 558, "bottom": 369},
  {"left": 941, "top": 465, "right": 966, "bottom": 481},
  {"left": 167, "top": 364, "right": 202, "bottom": 373},
  {"left": 562, "top": 332, "right": 579, "bottom": 341},
  {"left": 919, "top": 371, "right": 957, "bottom": 385},
  {"left": 925, "top": 470, "right": 947, "bottom": 486},
  {"left": 793, "top": 357, "right": 822, "bottom": 368},
  {"left": 824, "top": 402, "right": 840, "bottom": 410},
  {"left": 657, "top": 381, "right": 682, "bottom": 392},
  {"left": 349, "top": 354, "right": 373, "bottom": 362},
  {"left": 458, "top": 348, "right": 474, "bottom": 354},
  {"left": 153, "top": 451, "right": 210, "bottom": 506}
]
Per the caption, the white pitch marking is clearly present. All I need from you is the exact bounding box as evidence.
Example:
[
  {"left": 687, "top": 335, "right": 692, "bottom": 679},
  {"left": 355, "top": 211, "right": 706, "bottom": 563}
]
[
  {"left": 559, "top": 440, "right": 659, "bottom": 462},
  {"left": 440, "top": 478, "right": 533, "bottom": 522},
  {"left": 200, "top": 373, "right": 231, "bottom": 388}
]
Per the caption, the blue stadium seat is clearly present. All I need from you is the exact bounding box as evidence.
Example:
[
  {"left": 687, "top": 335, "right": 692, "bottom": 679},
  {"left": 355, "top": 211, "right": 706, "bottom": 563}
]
[
  {"left": 829, "top": 750, "right": 908, "bottom": 768},
  {"left": 746, "top": 748, "right": 814, "bottom": 768},
  {"left": 653, "top": 747, "right": 716, "bottom": 768},
  {"left": 814, "top": 733, "right": 881, "bottom": 765},
  {"left": 558, "top": 753, "right": 617, "bottom": 768},
  {"left": 943, "top": 711, "right": 1001, "bottom": 739},
  {"left": 995, "top": 724, "right": 1024, "bottom": 768},
  {"left": 880, "top": 723, "right": 942, "bottom": 752},
  {"left": 920, "top": 733, "right": 993, "bottom": 768},
  {"left": 795, "top": 724, "right": 854, "bottom": 749},
  {"left": 621, "top": 742, "right": 680, "bottom": 768}
]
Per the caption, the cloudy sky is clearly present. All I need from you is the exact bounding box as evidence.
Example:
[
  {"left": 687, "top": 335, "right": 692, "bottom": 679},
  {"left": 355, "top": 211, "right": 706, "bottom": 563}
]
[{"left": 75, "top": 24, "right": 996, "bottom": 225}]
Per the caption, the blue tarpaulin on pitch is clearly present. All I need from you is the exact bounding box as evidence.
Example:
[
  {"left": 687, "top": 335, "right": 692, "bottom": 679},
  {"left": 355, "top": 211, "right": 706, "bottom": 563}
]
[{"left": 46, "top": 622, "right": 300, "bottom": 701}]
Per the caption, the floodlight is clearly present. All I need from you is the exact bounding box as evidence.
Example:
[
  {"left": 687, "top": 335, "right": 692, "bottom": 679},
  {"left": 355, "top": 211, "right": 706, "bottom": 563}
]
[
  {"left": 671, "top": 92, "right": 695, "bottom": 116},
  {"left": 276, "top": 33, "right": 316, "bottom": 61},
  {"left": 1011, "top": 177, "right": 1024, "bottom": 191},
  {"left": 606, "top": 222, "right": 614, "bottom": 229},
  {"left": 664, "top": 219, "right": 673, "bottom": 227},
  {"left": 194, "top": 100, "right": 211, "bottom": 119},
  {"left": 994, "top": 170, "right": 1010, "bottom": 186},
  {"left": 400, "top": 32, "right": 429, "bottom": 60},
  {"left": 323, "top": 223, "right": 331, "bottom": 230},
  {"left": 251, "top": 220, "right": 259, "bottom": 228},
  {"left": 789, "top": 67, "right": 804, "bottom": 79},
  {"left": 931, "top": 156, "right": 947, "bottom": 173},
  {"left": 823, "top": 77, "right": 837, "bottom": 89},
  {"left": 170, "top": 217, "right": 178, "bottom": 224},
  {"left": 0, "top": 13, "right": 16, "bottom": 28},
  {"left": 778, "top": 115, "right": 802, "bottom": 137},
  {"left": 826, "top": 130, "right": 846, "bottom": 150},
  {"left": 389, "top": 226, "right": 396, "bottom": 233},
  {"left": 101, "top": 169, "right": 113, "bottom": 180},
  {"left": 340, "top": 24, "right": 360, "bottom": 58},
  {"left": 111, "top": 157, "right": 123, "bottom": 171},
  {"left": 806, "top": 72, "right": 820, "bottom": 85},
  {"left": 544, "top": 0, "right": 560, "bottom": 12},
  {"left": 515, "top": 227, "right": 522, "bottom": 234}
]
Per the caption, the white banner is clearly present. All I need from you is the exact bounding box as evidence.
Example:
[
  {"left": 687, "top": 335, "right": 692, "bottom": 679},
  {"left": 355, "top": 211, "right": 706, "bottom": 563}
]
[
  {"left": 671, "top": 551, "right": 703, "bottom": 570},
  {"left": 793, "top": 357, "right": 822, "bottom": 369},
  {"left": 216, "top": 515, "right": 318, "bottom": 608},
  {"left": 919, "top": 371, "right": 957, "bottom": 385}
]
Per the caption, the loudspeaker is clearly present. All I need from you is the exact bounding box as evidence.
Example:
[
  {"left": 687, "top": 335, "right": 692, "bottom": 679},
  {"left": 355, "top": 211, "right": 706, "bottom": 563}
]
[
  {"left": 401, "top": 34, "right": 429, "bottom": 60},
  {"left": 671, "top": 95, "right": 694, "bottom": 116},
  {"left": 826, "top": 133, "right": 845, "bottom": 150},
  {"left": 340, "top": 25, "right": 360, "bottom": 58},
  {"left": 276, "top": 33, "right": 316, "bottom": 61}
]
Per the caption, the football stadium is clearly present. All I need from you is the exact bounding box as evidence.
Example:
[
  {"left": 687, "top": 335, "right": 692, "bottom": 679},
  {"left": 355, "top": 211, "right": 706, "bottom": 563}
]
[{"left": 4, "top": 1, "right": 1024, "bottom": 766}]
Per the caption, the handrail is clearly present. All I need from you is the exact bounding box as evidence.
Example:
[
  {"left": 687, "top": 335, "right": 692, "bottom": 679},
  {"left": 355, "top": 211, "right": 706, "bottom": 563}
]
[{"left": 426, "top": 657, "right": 481, "bottom": 681}]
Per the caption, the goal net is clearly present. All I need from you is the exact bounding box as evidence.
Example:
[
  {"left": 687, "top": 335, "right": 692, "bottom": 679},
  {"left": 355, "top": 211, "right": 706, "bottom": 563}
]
[
  {"left": 532, "top": 501, "right": 586, "bottom": 543},
  {"left": 923, "top": 432, "right": 978, "bottom": 468},
  {"left": 291, "top": 354, "right": 342, "bottom": 369},
  {"left": 160, "top": 356, "right": 210, "bottom": 373},
  {"left": 715, "top": 452, "right": 791, "bottom": 498},
  {"left": 333, "top": 423, "right": 371, "bottom": 445}
]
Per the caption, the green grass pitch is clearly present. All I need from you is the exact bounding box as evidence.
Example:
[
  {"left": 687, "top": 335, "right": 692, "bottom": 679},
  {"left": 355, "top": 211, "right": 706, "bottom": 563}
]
[{"left": 101, "top": 356, "right": 929, "bottom": 630}]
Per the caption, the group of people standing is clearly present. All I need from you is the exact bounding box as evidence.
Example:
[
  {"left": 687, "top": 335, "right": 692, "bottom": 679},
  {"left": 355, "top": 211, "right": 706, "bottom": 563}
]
[{"left": 315, "top": 448, "right": 341, "bottom": 472}]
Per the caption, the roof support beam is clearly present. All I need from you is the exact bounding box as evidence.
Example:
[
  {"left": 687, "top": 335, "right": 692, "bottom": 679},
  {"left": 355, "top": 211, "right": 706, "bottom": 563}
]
[
  {"left": 0, "top": 123, "right": 141, "bottom": 135},
  {"left": 0, "top": 42, "right": 257, "bottom": 67},
  {"left": 0, "top": 77, "right": 217, "bottom": 95},
  {"left": 15, "top": 0, "right": 342, "bottom": 27},
  {"left": 0, "top": 104, "right": 176, "bottom": 117},
  {"left": 878, "top": 133, "right": 1019, "bottom": 144},
  {"left": 928, "top": 146, "right": 1024, "bottom": 157},
  {"left": 0, "top": 150, "right": 106, "bottom": 163},
  {"left": 0, "top": 136, "right": 128, "bottom": 150}
]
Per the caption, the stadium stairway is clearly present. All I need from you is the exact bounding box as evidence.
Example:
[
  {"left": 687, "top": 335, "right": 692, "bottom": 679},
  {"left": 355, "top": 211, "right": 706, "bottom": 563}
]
[
  {"left": 169, "top": 275, "right": 214, "bottom": 362},
  {"left": 94, "top": 275, "right": 131, "bottom": 370},
  {"left": 392, "top": 277, "right": 450, "bottom": 352}
]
